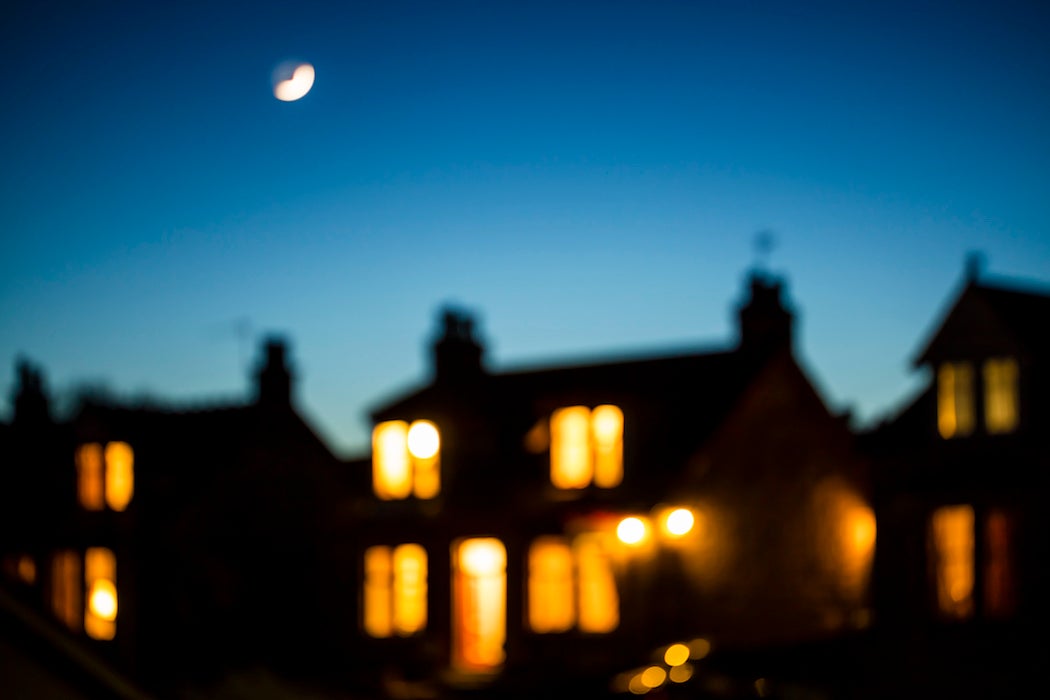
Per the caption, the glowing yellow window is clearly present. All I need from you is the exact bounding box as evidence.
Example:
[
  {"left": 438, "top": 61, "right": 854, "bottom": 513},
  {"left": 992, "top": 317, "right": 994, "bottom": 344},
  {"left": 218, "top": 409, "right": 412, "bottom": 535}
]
[
  {"left": 372, "top": 420, "right": 441, "bottom": 500},
  {"left": 937, "top": 363, "right": 974, "bottom": 438},
  {"left": 550, "top": 405, "right": 623, "bottom": 489},
  {"left": 76, "top": 442, "right": 134, "bottom": 511},
  {"left": 574, "top": 533, "right": 618, "bottom": 633},
  {"left": 526, "top": 533, "right": 619, "bottom": 634},
  {"left": 930, "top": 505, "right": 974, "bottom": 619},
  {"left": 453, "top": 538, "right": 506, "bottom": 672},
  {"left": 76, "top": 444, "right": 104, "bottom": 511},
  {"left": 51, "top": 551, "right": 82, "bottom": 630},
  {"left": 363, "top": 544, "right": 428, "bottom": 638},
  {"left": 84, "top": 547, "right": 117, "bottom": 640},
  {"left": 527, "top": 537, "right": 574, "bottom": 633},
  {"left": 983, "top": 358, "right": 1019, "bottom": 434},
  {"left": 104, "top": 442, "right": 134, "bottom": 511}
]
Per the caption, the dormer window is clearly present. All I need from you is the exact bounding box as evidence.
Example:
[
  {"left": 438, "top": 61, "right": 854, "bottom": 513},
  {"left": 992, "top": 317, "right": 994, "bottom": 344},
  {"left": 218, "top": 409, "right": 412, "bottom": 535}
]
[
  {"left": 937, "top": 363, "right": 974, "bottom": 439},
  {"left": 983, "top": 357, "right": 1019, "bottom": 434},
  {"left": 550, "top": 405, "right": 623, "bottom": 489},
  {"left": 75, "top": 442, "right": 134, "bottom": 511},
  {"left": 372, "top": 420, "right": 441, "bottom": 500}
]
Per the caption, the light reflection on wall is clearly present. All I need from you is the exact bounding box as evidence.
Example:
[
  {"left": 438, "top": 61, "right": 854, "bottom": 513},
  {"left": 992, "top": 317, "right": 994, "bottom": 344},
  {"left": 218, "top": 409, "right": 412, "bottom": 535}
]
[{"left": 812, "top": 477, "right": 877, "bottom": 602}]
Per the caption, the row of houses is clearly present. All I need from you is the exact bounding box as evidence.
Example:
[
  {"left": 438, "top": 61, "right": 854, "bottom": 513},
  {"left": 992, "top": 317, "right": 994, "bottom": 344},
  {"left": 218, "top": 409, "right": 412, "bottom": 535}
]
[{"left": 1, "top": 262, "right": 1047, "bottom": 698}]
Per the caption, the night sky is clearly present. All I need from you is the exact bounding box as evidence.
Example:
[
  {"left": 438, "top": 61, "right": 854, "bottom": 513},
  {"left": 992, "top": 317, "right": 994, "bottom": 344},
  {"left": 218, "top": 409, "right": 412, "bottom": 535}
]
[{"left": 2, "top": 0, "right": 1049, "bottom": 456}]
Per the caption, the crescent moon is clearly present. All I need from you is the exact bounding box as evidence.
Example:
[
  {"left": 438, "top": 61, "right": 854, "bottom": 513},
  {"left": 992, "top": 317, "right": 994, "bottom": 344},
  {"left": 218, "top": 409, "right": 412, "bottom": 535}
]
[{"left": 273, "top": 62, "right": 315, "bottom": 101}]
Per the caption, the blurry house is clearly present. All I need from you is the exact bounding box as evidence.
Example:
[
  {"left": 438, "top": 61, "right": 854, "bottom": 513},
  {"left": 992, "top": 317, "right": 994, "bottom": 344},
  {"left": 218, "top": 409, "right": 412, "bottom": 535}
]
[
  {"left": 356, "top": 272, "right": 875, "bottom": 695},
  {"left": 7, "top": 263, "right": 1043, "bottom": 699},
  {"left": 0, "top": 338, "right": 349, "bottom": 696},
  {"left": 863, "top": 263, "right": 1050, "bottom": 696}
]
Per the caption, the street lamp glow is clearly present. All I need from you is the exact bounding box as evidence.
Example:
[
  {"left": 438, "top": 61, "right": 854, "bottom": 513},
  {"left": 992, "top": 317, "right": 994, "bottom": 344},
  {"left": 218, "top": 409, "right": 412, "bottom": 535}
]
[
  {"left": 617, "top": 516, "right": 648, "bottom": 545},
  {"left": 664, "top": 508, "right": 695, "bottom": 537}
]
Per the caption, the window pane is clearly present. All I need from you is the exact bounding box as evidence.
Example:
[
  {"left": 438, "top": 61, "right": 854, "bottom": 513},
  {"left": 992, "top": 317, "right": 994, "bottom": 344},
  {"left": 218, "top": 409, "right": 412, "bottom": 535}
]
[
  {"left": 551, "top": 407, "right": 593, "bottom": 489},
  {"left": 393, "top": 544, "right": 427, "bottom": 636},
  {"left": 930, "top": 505, "right": 974, "bottom": 619},
  {"left": 364, "top": 546, "right": 393, "bottom": 637},
  {"left": 373, "top": 422, "right": 411, "bottom": 500},
  {"left": 984, "top": 510, "right": 1016, "bottom": 618},
  {"left": 984, "top": 358, "right": 1019, "bottom": 434},
  {"left": 51, "top": 551, "right": 82, "bottom": 630},
  {"left": 84, "top": 547, "right": 117, "bottom": 640},
  {"left": 938, "top": 363, "right": 974, "bottom": 438},
  {"left": 104, "top": 442, "right": 134, "bottom": 511},
  {"left": 409, "top": 421, "right": 441, "bottom": 499},
  {"left": 575, "top": 533, "right": 618, "bottom": 633},
  {"left": 592, "top": 405, "right": 624, "bottom": 488},
  {"left": 76, "top": 444, "right": 104, "bottom": 511},
  {"left": 528, "top": 537, "right": 574, "bottom": 633},
  {"left": 453, "top": 538, "right": 506, "bottom": 671}
]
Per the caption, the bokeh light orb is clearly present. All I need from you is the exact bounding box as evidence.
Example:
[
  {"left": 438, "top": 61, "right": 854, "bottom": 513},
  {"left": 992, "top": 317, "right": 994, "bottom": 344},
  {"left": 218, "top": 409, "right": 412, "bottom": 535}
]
[
  {"left": 665, "top": 507, "right": 695, "bottom": 537},
  {"left": 407, "top": 420, "right": 440, "bottom": 459},
  {"left": 617, "top": 516, "right": 648, "bottom": 545},
  {"left": 273, "top": 61, "right": 315, "bottom": 101}
]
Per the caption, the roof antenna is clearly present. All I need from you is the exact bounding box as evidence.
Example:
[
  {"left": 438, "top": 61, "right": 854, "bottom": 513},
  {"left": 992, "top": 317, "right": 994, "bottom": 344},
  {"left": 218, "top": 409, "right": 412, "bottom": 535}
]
[
  {"left": 233, "top": 317, "right": 255, "bottom": 374},
  {"left": 753, "top": 228, "right": 776, "bottom": 275}
]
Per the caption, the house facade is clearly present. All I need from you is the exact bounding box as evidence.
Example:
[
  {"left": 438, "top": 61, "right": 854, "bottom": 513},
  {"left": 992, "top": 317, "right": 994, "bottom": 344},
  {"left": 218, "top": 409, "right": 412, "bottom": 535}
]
[
  {"left": 354, "top": 272, "right": 875, "bottom": 696},
  {"left": 0, "top": 339, "right": 351, "bottom": 696},
  {"left": 3, "top": 264, "right": 1045, "bottom": 698},
  {"left": 863, "top": 265, "right": 1050, "bottom": 696}
]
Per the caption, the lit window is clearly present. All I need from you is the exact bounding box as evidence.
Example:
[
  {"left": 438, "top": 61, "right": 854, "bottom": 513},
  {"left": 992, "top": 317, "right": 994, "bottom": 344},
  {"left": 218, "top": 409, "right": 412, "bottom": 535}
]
[
  {"left": 929, "top": 505, "right": 974, "bottom": 619},
  {"left": 51, "top": 551, "right": 82, "bottom": 630},
  {"left": 363, "top": 544, "right": 428, "bottom": 637},
  {"left": 526, "top": 533, "right": 619, "bottom": 634},
  {"left": 372, "top": 420, "right": 441, "bottom": 500},
  {"left": 983, "top": 358, "right": 1019, "bottom": 434},
  {"left": 616, "top": 516, "right": 648, "bottom": 546},
  {"left": 84, "top": 547, "right": 117, "bottom": 640},
  {"left": 76, "top": 442, "right": 134, "bottom": 511},
  {"left": 937, "top": 363, "right": 974, "bottom": 438},
  {"left": 550, "top": 405, "right": 623, "bottom": 489},
  {"left": 453, "top": 538, "right": 506, "bottom": 671},
  {"left": 983, "top": 509, "right": 1016, "bottom": 618},
  {"left": 2, "top": 554, "right": 36, "bottom": 585},
  {"left": 76, "top": 444, "right": 104, "bottom": 511},
  {"left": 574, "top": 533, "right": 619, "bottom": 632},
  {"left": 527, "top": 537, "right": 575, "bottom": 633}
]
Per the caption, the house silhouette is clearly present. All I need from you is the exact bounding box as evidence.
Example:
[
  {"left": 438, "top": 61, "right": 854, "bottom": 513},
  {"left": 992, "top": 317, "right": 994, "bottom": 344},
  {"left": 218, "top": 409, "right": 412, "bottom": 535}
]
[{"left": 1, "top": 264, "right": 1046, "bottom": 699}]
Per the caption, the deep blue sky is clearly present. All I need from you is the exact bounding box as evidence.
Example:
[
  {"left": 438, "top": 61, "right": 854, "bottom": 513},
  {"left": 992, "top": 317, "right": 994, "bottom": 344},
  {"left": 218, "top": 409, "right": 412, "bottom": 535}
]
[{"left": 2, "top": 0, "right": 1048, "bottom": 456}]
